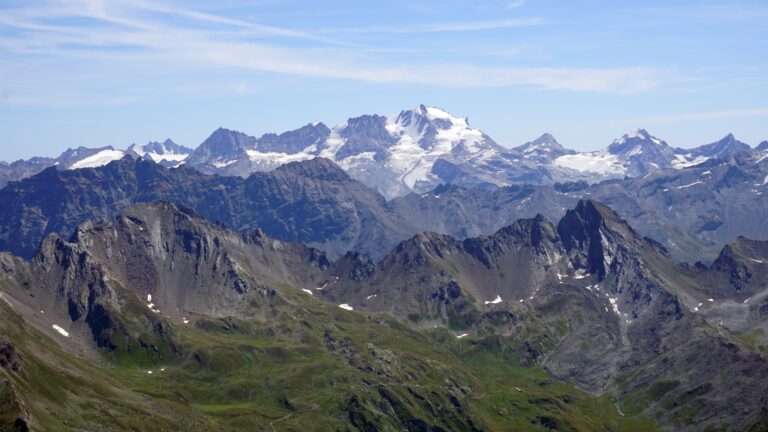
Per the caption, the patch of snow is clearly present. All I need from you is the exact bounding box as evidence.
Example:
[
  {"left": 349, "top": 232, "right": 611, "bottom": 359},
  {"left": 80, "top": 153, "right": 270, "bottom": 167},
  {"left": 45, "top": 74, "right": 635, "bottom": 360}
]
[
  {"left": 301, "top": 288, "right": 313, "bottom": 296},
  {"left": 146, "top": 152, "right": 188, "bottom": 163},
  {"left": 608, "top": 297, "right": 620, "bottom": 315},
  {"left": 70, "top": 149, "right": 125, "bottom": 169},
  {"left": 676, "top": 181, "right": 703, "bottom": 189},
  {"left": 336, "top": 151, "right": 377, "bottom": 169},
  {"left": 573, "top": 271, "right": 589, "bottom": 280},
  {"left": 366, "top": 294, "right": 377, "bottom": 300},
  {"left": 246, "top": 149, "right": 315, "bottom": 165},
  {"left": 484, "top": 295, "right": 503, "bottom": 305},
  {"left": 52, "top": 324, "right": 70, "bottom": 337},
  {"left": 315, "top": 282, "right": 328, "bottom": 291},
  {"left": 672, "top": 154, "right": 710, "bottom": 169},
  {"left": 456, "top": 333, "right": 469, "bottom": 339},
  {"left": 182, "top": 317, "right": 189, "bottom": 324},
  {"left": 212, "top": 159, "right": 238, "bottom": 168},
  {"left": 553, "top": 151, "right": 626, "bottom": 175},
  {"left": 339, "top": 303, "right": 354, "bottom": 311}
]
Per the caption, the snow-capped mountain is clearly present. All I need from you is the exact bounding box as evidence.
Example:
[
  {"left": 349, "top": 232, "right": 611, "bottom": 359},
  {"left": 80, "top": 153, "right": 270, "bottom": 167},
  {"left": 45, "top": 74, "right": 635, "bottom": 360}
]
[
  {"left": 553, "top": 129, "right": 674, "bottom": 177},
  {"left": 512, "top": 133, "right": 576, "bottom": 163},
  {"left": 0, "top": 140, "right": 189, "bottom": 189},
  {"left": 687, "top": 133, "right": 751, "bottom": 160},
  {"left": 126, "top": 139, "right": 192, "bottom": 167},
  {"left": 1, "top": 105, "right": 763, "bottom": 198},
  {"left": 185, "top": 105, "right": 550, "bottom": 198}
]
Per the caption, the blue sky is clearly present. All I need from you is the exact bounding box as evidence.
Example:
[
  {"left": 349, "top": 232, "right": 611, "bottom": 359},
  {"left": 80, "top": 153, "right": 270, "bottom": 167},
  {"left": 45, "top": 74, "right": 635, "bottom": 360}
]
[{"left": 1, "top": 0, "right": 766, "bottom": 161}]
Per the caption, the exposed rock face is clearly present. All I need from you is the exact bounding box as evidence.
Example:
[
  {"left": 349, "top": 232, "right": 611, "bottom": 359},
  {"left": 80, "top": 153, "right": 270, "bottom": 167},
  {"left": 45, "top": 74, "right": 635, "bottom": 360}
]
[
  {"left": 319, "top": 199, "right": 768, "bottom": 430},
  {"left": 392, "top": 151, "right": 768, "bottom": 264},
  {"left": 0, "top": 338, "right": 21, "bottom": 372},
  {"left": 708, "top": 236, "right": 768, "bottom": 298},
  {"left": 0, "top": 157, "right": 412, "bottom": 260}
]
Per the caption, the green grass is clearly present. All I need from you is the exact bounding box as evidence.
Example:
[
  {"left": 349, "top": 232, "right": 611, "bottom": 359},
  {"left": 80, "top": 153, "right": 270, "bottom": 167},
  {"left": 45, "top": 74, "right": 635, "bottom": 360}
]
[{"left": 0, "top": 288, "right": 658, "bottom": 431}]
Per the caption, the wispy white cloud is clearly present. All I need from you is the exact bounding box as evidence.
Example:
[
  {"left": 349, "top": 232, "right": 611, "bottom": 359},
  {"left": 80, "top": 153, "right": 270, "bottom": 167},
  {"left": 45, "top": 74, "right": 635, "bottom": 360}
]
[
  {"left": 320, "top": 17, "right": 544, "bottom": 34},
  {"left": 506, "top": 0, "right": 527, "bottom": 9},
  {"left": 0, "top": 0, "right": 672, "bottom": 107}
]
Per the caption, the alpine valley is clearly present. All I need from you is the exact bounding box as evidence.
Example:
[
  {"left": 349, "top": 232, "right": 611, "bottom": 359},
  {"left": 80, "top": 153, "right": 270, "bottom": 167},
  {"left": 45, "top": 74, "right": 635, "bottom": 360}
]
[{"left": 1, "top": 106, "right": 768, "bottom": 431}]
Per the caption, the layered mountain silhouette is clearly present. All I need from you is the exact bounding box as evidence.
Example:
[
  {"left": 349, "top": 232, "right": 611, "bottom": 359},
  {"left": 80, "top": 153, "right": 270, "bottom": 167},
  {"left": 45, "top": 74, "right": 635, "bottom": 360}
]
[{"left": 1, "top": 153, "right": 766, "bottom": 265}]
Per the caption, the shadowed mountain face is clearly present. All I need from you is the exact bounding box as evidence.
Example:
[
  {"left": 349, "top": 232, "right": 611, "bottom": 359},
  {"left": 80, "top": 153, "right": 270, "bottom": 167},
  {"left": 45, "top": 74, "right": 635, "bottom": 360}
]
[
  {"left": 1, "top": 153, "right": 767, "bottom": 267},
  {"left": 391, "top": 151, "right": 768, "bottom": 263},
  {"left": 1, "top": 199, "right": 767, "bottom": 430},
  {"left": 0, "top": 152, "right": 768, "bottom": 268},
  {"left": 0, "top": 156, "right": 412, "bottom": 260}
]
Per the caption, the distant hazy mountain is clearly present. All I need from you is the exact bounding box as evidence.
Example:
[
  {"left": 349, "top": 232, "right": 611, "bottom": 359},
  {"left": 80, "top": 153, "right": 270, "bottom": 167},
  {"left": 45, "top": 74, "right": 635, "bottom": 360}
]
[
  {"left": 180, "top": 108, "right": 763, "bottom": 198},
  {"left": 0, "top": 140, "right": 189, "bottom": 188},
  {"left": 1, "top": 151, "right": 767, "bottom": 265},
  {"left": 1, "top": 107, "right": 763, "bottom": 198},
  {"left": 126, "top": 138, "right": 193, "bottom": 167}
]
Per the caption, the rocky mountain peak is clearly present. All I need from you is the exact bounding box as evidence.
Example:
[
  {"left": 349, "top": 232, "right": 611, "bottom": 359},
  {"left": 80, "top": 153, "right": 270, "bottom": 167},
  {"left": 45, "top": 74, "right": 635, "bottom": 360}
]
[
  {"left": 255, "top": 122, "right": 331, "bottom": 154},
  {"left": 557, "top": 200, "right": 640, "bottom": 278},
  {"left": 709, "top": 236, "right": 768, "bottom": 297},
  {"left": 694, "top": 133, "right": 751, "bottom": 159},
  {"left": 608, "top": 128, "right": 669, "bottom": 155},
  {"left": 757, "top": 140, "right": 768, "bottom": 152},
  {"left": 186, "top": 128, "right": 257, "bottom": 167},
  {"left": 514, "top": 133, "right": 576, "bottom": 162}
]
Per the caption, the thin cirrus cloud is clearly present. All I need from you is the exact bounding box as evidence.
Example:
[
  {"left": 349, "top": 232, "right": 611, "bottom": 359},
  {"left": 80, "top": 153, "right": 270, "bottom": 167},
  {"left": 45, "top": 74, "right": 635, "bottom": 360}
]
[
  {"left": 318, "top": 17, "right": 545, "bottom": 34},
  {"left": 0, "top": 0, "right": 672, "bottom": 107}
]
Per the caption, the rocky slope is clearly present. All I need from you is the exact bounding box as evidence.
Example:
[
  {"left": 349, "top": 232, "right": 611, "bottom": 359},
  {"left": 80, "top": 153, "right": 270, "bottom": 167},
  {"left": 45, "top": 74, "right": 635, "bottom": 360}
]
[
  {"left": 0, "top": 201, "right": 653, "bottom": 431},
  {"left": 1, "top": 153, "right": 767, "bottom": 267},
  {"left": 0, "top": 156, "right": 415, "bottom": 261},
  {"left": 391, "top": 149, "right": 768, "bottom": 263},
  {"left": 319, "top": 200, "right": 768, "bottom": 430},
  {"left": 2, "top": 199, "right": 767, "bottom": 430}
]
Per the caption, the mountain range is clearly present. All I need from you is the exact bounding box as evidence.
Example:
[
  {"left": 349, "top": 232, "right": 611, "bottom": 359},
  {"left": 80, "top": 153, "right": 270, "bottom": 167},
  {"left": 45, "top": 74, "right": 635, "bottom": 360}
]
[
  {"left": 1, "top": 105, "right": 763, "bottom": 198},
  {"left": 0, "top": 151, "right": 766, "bottom": 266},
  {"left": 1, "top": 199, "right": 767, "bottom": 430},
  {"left": 2, "top": 106, "right": 768, "bottom": 431}
]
